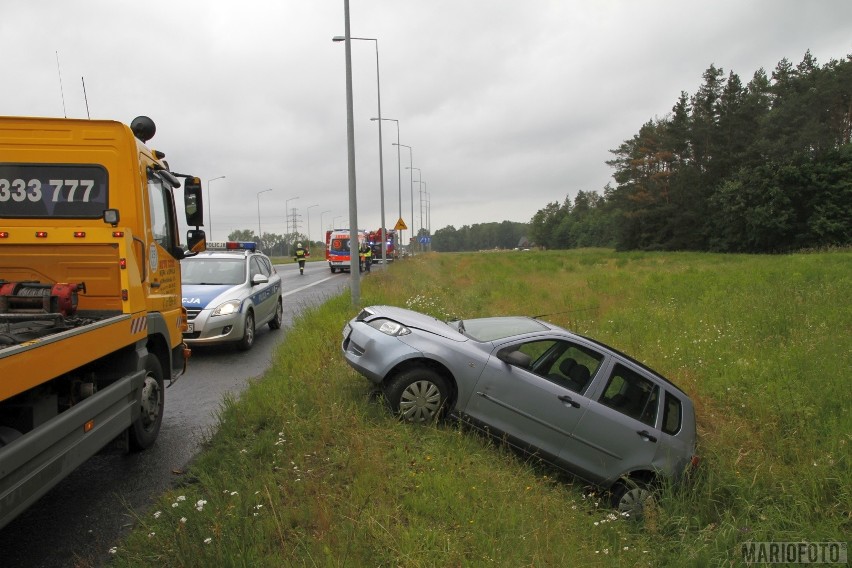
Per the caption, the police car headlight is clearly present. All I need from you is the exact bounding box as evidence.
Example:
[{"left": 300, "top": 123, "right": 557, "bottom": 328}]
[{"left": 212, "top": 300, "right": 241, "bottom": 317}]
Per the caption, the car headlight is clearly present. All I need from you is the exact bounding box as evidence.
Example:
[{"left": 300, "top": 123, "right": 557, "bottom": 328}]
[
  {"left": 367, "top": 318, "right": 411, "bottom": 337},
  {"left": 211, "top": 300, "right": 241, "bottom": 317}
]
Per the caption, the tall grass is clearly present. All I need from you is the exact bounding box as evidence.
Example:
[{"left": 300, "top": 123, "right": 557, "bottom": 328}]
[{"left": 113, "top": 249, "right": 850, "bottom": 567}]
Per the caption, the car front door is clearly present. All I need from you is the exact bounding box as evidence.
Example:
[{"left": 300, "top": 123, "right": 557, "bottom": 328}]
[
  {"left": 563, "top": 361, "right": 663, "bottom": 483},
  {"left": 463, "top": 338, "right": 596, "bottom": 462},
  {"left": 249, "top": 256, "right": 274, "bottom": 322}
]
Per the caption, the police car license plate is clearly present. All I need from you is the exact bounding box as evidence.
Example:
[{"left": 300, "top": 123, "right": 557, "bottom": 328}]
[{"left": 187, "top": 323, "right": 194, "bottom": 333}]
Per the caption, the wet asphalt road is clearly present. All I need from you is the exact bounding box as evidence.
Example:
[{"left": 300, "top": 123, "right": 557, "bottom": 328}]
[{"left": 0, "top": 261, "right": 357, "bottom": 567}]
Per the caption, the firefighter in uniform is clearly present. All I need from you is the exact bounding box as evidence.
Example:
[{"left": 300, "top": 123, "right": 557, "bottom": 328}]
[
  {"left": 364, "top": 244, "right": 373, "bottom": 272},
  {"left": 294, "top": 242, "right": 308, "bottom": 275}
]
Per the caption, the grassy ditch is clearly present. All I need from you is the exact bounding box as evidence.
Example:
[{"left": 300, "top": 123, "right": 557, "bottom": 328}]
[{"left": 114, "top": 249, "right": 850, "bottom": 566}]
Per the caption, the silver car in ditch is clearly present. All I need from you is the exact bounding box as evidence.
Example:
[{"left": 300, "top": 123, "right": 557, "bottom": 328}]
[{"left": 342, "top": 305, "right": 697, "bottom": 515}]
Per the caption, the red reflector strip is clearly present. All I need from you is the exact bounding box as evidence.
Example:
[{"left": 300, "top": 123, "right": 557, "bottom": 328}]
[
  {"left": 113, "top": 231, "right": 125, "bottom": 238},
  {"left": 0, "top": 232, "right": 8, "bottom": 238},
  {"left": 35, "top": 231, "right": 48, "bottom": 238},
  {"left": 121, "top": 289, "right": 129, "bottom": 301},
  {"left": 120, "top": 258, "right": 127, "bottom": 269},
  {"left": 74, "top": 231, "right": 86, "bottom": 238}
]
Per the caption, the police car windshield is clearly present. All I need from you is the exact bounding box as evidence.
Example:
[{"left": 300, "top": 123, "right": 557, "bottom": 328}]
[{"left": 181, "top": 258, "right": 247, "bottom": 285}]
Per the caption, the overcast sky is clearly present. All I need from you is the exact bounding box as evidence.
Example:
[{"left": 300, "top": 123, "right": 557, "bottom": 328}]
[{"left": 3, "top": 1, "right": 851, "bottom": 243}]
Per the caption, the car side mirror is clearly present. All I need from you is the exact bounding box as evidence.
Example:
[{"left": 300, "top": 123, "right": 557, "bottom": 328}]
[
  {"left": 497, "top": 349, "right": 532, "bottom": 369},
  {"left": 251, "top": 274, "right": 269, "bottom": 286}
]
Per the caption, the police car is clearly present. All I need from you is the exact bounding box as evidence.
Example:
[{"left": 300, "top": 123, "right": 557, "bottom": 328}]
[{"left": 180, "top": 241, "right": 283, "bottom": 350}]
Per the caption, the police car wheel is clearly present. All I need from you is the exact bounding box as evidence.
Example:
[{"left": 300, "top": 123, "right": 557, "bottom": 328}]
[
  {"left": 269, "top": 298, "right": 283, "bottom": 330},
  {"left": 238, "top": 310, "right": 255, "bottom": 351}
]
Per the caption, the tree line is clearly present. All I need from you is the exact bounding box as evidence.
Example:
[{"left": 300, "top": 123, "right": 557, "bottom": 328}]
[{"left": 528, "top": 51, "right": 851, "bottom": 253}]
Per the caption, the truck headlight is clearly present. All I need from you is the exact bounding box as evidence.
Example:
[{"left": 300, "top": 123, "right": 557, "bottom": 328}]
[{"left": 212, "top": 300, "right": 241, "bottom": 317}]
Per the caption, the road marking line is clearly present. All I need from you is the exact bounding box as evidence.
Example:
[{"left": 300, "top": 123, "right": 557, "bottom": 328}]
[{"left": 282, "top": 275, "right": 336, "bottom": 297}]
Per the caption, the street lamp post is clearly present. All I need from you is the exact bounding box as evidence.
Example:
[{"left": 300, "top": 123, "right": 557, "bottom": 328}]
[
  {"left": 256, "top": 189, "right": 272, "bottom": 250},
  {"left": 407, "top": 166, "right": 421, "bottom": 246},
  {"left": 285, "top": 196, "right": 300, "bottom": 256},
  {"left": 332, "top": 4, "right": 361, "bottom": 305},
  {"left": 394, "top": 143, "right": 413, "bottom": 254},
  {"left": 373, "top": 117, "right": 400, "bottom": 259},
  {"left": 306, "top": 204, "right": 319, "bottom": 249},
  {"left": 334, "top": 35, "right": 387, "bottom": 266},
  {"left": 206, "top": 176, "right": 225, "bottom": 241},
  {"left": 320, "top": 209, "right": 331, "bottom": 250}
]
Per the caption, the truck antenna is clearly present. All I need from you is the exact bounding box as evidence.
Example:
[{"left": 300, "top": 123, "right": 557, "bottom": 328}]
[
  {"left": 82, "top": 77, "right": 90, "bottom": 119},
  {"left": 55, "top": 51, "right": 67, "bottom": 118}
]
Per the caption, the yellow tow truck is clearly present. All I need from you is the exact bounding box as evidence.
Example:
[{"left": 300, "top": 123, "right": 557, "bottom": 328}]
[{"left": 0, "top": 115, "right": 206, "bottom": 529}]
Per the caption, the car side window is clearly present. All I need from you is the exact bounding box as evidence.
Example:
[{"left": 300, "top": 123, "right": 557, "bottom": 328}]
[
  {"left": 662, "top": 391, "right": 682, "bottom": 434},
  {"left": 599, "top": 364, "right": 659, "bottom": 427},
  {"left": 260, "top": 256, "right": 273, "bottom": 276},
  {"left": 250, "top": 257, "right": 263, "bottom": 279},
  {"left": 517, "top": 339, "right": 602, "bottom": 394}
]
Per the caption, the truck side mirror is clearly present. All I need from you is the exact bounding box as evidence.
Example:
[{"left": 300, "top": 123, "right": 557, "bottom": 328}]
[
  {"left": 183, "top": 177, "right": 204, "bottom": 227},
  {"left": 186, "top": 229, "right": 206, "bottom": 255}
]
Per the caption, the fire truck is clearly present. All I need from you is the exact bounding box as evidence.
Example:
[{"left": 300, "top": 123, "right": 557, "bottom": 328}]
[
  {"left": 365, "top": 228, "right": 396, "bottom": 263},
  {"left": 0, "top": 115, "right": 205, "bottom": 529}
]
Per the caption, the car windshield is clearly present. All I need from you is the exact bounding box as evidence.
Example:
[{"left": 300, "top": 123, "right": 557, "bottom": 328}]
[
  {"left": 181, "top": 258, "right": 246, "bottom": 285},
  {"left": 454, "top": 317, "right": 549, "bottom": 342}
]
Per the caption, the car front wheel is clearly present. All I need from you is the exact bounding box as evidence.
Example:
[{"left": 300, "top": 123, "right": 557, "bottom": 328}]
[
  {"left": 384, "top": 368, "right": 449, "bottom": 424},
  {"left": 238, "top": 310, "right": 255, "bottom": 351}
]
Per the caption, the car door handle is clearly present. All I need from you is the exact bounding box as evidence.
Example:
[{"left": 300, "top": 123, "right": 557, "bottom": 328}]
[
  {"left": 558, "top": 395, "right": 581, "bottom": 408},
  {"left": 637, "top": 430, "right": 658, "bottom": 443}
]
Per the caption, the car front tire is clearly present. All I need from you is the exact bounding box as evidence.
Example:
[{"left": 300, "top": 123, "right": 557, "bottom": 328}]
[
  {"left": 238, "top": 310, "right": 255, "bottom": 351},
  {"left": 384, "top": 368, "right": 449, "bottom": 424}
]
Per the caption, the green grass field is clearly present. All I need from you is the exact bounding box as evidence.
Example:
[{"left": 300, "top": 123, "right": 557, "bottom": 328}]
[{"left": 113, "top": 249, "right": 850, "bottom": 567}]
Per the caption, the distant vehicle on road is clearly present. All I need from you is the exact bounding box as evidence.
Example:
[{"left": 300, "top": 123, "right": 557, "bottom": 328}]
[
  {"left": 181, "top": 241, "right": 282, "bottom": 350},
  {"left": 342, "top": 305, "right": 698, "bottom": 517}
]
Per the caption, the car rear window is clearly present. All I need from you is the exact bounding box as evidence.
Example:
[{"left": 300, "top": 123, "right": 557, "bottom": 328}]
[
  {"left": 459, "top": 317, "right": 549, "bottom": 342},
  {"left": 662, "top": 391, "right": 682, "bottom": 435}
]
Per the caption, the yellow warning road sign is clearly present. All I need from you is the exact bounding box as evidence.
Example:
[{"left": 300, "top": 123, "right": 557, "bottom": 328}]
[{"left": 394, "top": 218, "right": 408, "bottom": 230}]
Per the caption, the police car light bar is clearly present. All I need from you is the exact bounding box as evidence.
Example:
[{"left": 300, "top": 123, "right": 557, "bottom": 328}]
[{"left": 206, "top": 241, "right": 257, "bottom": 251}]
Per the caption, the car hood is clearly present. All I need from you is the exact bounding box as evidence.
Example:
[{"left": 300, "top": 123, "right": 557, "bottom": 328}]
[
  {"left": 360, "top": 305, "right": 467, "bottom": 342},
  {"left": 182, "top": 284, "right": 239, "bottom": 310}
]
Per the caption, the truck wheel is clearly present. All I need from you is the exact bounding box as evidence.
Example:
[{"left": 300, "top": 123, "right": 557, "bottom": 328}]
[
  {"left": 129, "top": 354, "right": 164, "bottom": 452},
  {"left": 238, "top": 310, "right": 255, "bottom": 351},
  {"left": 0, "top": 426, "right": 22, "bottom": 447},
  {"left": 384, "top": 368, "right": 450, "bottom": 424},
  {"left": 268, "top": 298, "right": 283, "bottom": 330},
  {"left": 330, "top": 266, "right": 336, "bottom": 273}
]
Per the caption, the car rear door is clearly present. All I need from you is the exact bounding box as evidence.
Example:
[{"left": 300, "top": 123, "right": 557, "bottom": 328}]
[{"left": 563, "top": 360, "right": 663, "bottom": 483}]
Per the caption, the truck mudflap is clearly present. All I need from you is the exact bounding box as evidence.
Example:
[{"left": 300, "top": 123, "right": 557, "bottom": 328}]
[
  {"left": 0, "top": 369, "right": 145, "bottom": 530},
  {"left": 169, "top": 342, "right": 191, "bottom": 387}
]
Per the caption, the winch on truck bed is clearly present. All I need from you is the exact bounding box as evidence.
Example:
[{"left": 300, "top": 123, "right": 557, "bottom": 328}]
[{"left": 0, "top": 280, "right": 91, "bottom": 346}]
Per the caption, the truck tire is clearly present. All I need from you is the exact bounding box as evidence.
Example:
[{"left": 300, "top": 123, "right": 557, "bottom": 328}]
[{"left": 129, "top": 354, "right": 164, "bottom": 452}]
